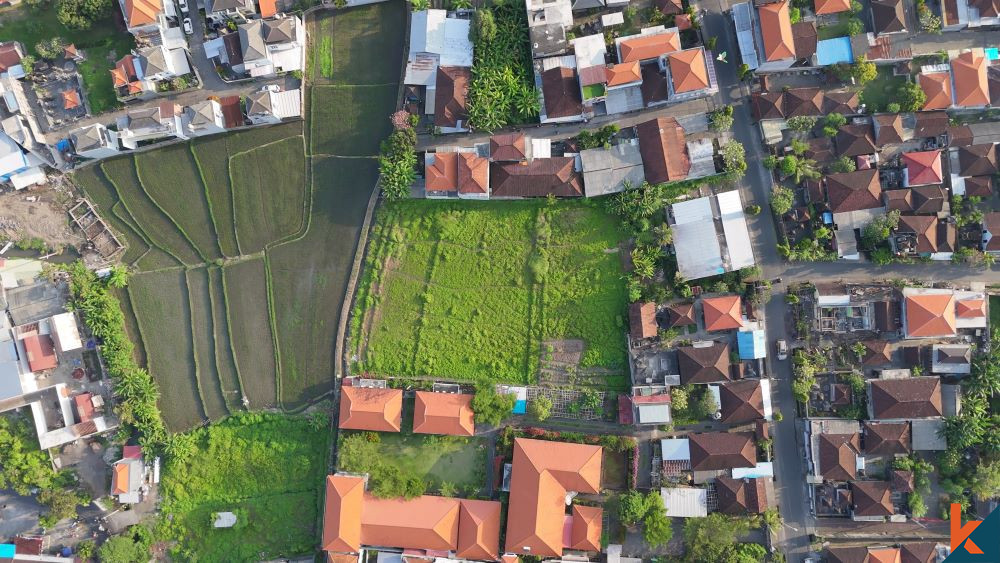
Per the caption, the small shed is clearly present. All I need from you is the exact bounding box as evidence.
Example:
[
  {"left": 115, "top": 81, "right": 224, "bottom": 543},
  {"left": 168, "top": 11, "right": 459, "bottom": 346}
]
[
  {"left": 213, "top": 512, "right": 237, "bottom": 528},
  {"left": 660, "top": 487, "right": 708, "bottom": 517}
]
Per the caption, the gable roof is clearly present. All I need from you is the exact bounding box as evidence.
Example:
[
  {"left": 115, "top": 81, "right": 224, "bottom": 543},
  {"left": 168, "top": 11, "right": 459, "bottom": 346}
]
[
  {"left": 688, "top": 432, "right": 756, "bottom": 471},
  {"left": 111, "top": 462, "right": 131, "bottom": 495},
  {"left": 850, "top": 481, "right": 894, "bottom": 516},
  {"left": 919, "top": 72, "right": 953, "bottom": 110},
  {"left": 952, "top": 51, "right": 990, "bottom": 107},
  {"left": 434, "top": 66, "right": 470, "bottom": 128},
  {"left": 678, "top": 342, "right": 731, "bottom": 384},
  {"left": 124, "top": 0, "right": 162, "bottom": 27},
  {"left": 818, "top": 433, "right": 860, "bottom": 481},
  {"left": 569, "top": 505, "right": 603, "bottom": 551},
  {"left": 904, "top": 292, "right": 956, "bottom": 337},
  {"left": 413, "top": 391, "right": 475, "bottom": 436},
  {"left": 874, "top": 114, "right": 904, "bottom": 146},
  {"left": 541, "top": 66, "right": 583, "bottom": 119},
  {"left": 629, "top": 302, "right": 658, "bottom": 339},
  {"left": 869, "top": 378, "right": 942, "bottom": 419},
  {"left": 338, "top": 386, "right": 403, "bottom": 432},
  {"left": 836, "top": 124, "right": 877, "bottom": 156},
  {"left": 884, "top": 186, "right": 946, "bottom": 214},
  {"left": 490, "top": 158, "right": 583, "bottom": 198},
  {"left": 957, "top": 143, "right": 998, "bottom": 176},
  {"left": 323, "top": 475, "right": 365, "bottom": 553},
  {"left": 718, "top": 380, "right": 766, "bottom": 424},
  {"left": 23, "top": 334, "right": 56, "bottom": 372},
  {"left": 826, "top": 169, "right": 882, "bottom": 213},
  {"left": 865, "top": 422, "right": 912, "bottom": 455},
  {"left": 505, "top": 438, "right": 602, "bottom": 557},
  {"left": 618, "top": 31, "right": 681, "bottom": 62},
  {"left": 457, "top": 153, "right": 489, "bottom": 195},
  {"left": 668, "top": 48, "right": 710, "bottom": 93},
  {"left": 702, "top": 295, "right": 743, "bottom": 332},
  {"left": 784, "top": 87, "right": 824, "bottom": 116},
  {"left": 490, "top": 133, "right": 527, "bottom": 161},
  {"left": 636, "top": 117, "right": 690, "bottom": 184},
  {"left": 815, "top": 0, "right": 852, "bottom": 14},
  {"left": 872, "top": 0, "right": 906, "bottom": 34},
  {"left": 759, "top": 0, "right": 796, "bottom": 62},
  {"left": 753, "top": 92, "right": 785, "bottom": 120},
  {"left": 715, "top": 476, "right": 767, "bottom": 514}
]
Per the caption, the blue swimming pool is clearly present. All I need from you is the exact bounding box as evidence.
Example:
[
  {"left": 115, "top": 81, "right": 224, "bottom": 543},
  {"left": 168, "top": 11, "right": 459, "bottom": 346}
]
[
  {"left": 987, "top": 47, "right": 999, "bottom": 60},
  {"left": 816, "top": 37, "right": 855, "bottom": 66}
]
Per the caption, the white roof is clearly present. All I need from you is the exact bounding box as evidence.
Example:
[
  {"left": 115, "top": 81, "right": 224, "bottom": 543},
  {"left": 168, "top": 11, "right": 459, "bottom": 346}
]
[
  {"left": 911, "top": 419, "right": 947, "bottom": 450},
  {"left": 731, "top": 462, "right": 774, "bottom": 479},
  {"left": 269, "top": 88, "right": 301, "bottom": 119},
  {"left": 202, "top": 36, "right": 226, "bottom": 62},
  {"left": 572, "top": 34, "right": 607, "bottom": 68},
  {"left": 660, "top": 438, "right": 691, "bottom": 461},
  {"left": 760, "top": 379, "right": 773, "bottom": 421},
  {"left": 269, "top": 46, "right": 303, "bottom": 72},
  {"left": 0, "top": 132, "right": 27, "bottom": 176},
  {"left": 50, "top": 312, "right": 82, "bottom": 352},
  {"left": 10, "top": 166, "right": 45, "bottom": 190},
  {"left": 410, "top": 10, "right": 473, "bottom": 67},
  {"left": 732, "top": 2, "right": 759, "bottom": 70},
  {"left": 0, "top": 336, "right": 24, "bottom": 400},
  {"left": 601, "top": 12, "right": 625, "bottom": 26},
  {"left": 637, "top": 403, "right": 671, "bottom": 424},
  {"left": 660, "top": 487, "right": 708, "bottom": 517},
  {"left": 717, "top": 190, "right": 755, "bottom": 270},
  {"left": 672, "top": 197, "right": 724, "bottom": 280}
]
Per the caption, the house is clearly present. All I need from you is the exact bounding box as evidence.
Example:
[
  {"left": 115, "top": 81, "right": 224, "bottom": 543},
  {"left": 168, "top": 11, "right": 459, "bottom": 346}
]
[
  {"left": 892, "top": 215, "right": 955, "bottom": 260},
  {"left": 625, "top": 386, "right": 672, "bottom": 425},
  {"left": 678, "top": 342, "right": 731, "bottom": 384},
  {"left": 784, "top": 87, "right": 824, "bottom": 116},
  {"left": 490, "top": 157, "right": 582, "bottom": 198},
  {"left": 116, "top": 104, "right": 183, "bottom": 149},
  {"left": 868, "top": 377, "right": 942, "bottom": 419},
  {"left": 504, "top": 438, "right": 602, "bottom": 557},
  {"left": 827, "top": 544, "right": 947, "bottom": 563},
  {"left": 425, "top": 150, "right": 491, "bottom": 199},
  {"left": 960, "top": 175, "right": 993, "bottom": 197},
  {"left": 752, "top": 91, "right": 785, "bottom": 120},
  {"left": 664, "top": 302, "right": 697, "bottom": 328},
  {"left": 233, "top": 15, "right": 305, "bottom": 78},
  {"left": 902, "top": 288, "right": 955, "bottom": 338},
  {"left": 110, "top": 55, "right": 143, "bottom": 99},
  {"left": 136, "top": 44, "right": 191, "bottom": 85},
  {"left": 931, "top": 344, "right": 972, "bottom": 374},
  {"left": 245, "top": 85, "right": 302, "bottom": 124},
  {"left": 526, "top": 0, "right": 573, "bottom": 59},
  {"left": 860, "top": 340, "right": 892, "bottom": 366},
  {"left": 538, "top": 63, "right": 585, "bottom": 124},
  {"left": 0, "top": 132, "right": 45, "bottom": 188},
  {"left": 714, "top": 380, "right": 772, "bottom": 424},
  {"left": 920, "top": 71, "right": 953, "bottom": 110},
  {"left": 412, "top": 391, "right": 474, "bottom": 436},
  {"left": 863, "top": 421, "right": 911, "bottom": 456},
  {"left": 579, "top": 140, "right": 645, "bottom": 197},
  {"left": 984, "top": 212, "right": 1000, "bottom": 255},
  {"left": 636, "top": 117, "right": 689, "bottom": 184},
  {"left": 714, "top": 476, "right": 769, "bottom": 514},
  {"left": 0, "top": 42, "right": 25, "bottom": 79},
  {"left": 489, "top": 133, "right": 530, "bottom": 162},
  {"left": 688, "top": 431, "right": 756, "bottom": 472},
  {"left": 337, "top": 385, "right": 403, "bottom": 432},
  {"left": 321, "top": 474, "right": 502, "bottom": 558},
  {"left": 871, "top": 0, "right": 907, "bottom": 34},
  {"left": 183, "top": 100, "right": 226, "bottom": 137},
  {"left": 951, "top": 50, "right": 989, "bottom": 108},
  {"left": 659, "top": 487, "right": 708, "bottom": 517},
  {"left": 615, "top": 27, "right": 681, "bottom": 63},
  {"left": 873, "top": 114, "right": 905, "bottom": 147},
  {"left": 205, "top": 0, "right": 256, "bottom": 21},
  {"left": 111, "top": 446, "right": 145, "bottom": 504},
  {"left": 758, "top": 0, "right": 796, "bottom": 70},
  {"left": 703, "top": 295, "right": 744, "bottom": 332},
  {"left": 884, "top": 186, "right": 946, "bottom": 214},
  {"left": 668, "top": 192, "right": 754, "bottom": 281},
  {"left": 118, "top": 0, "right": 184, "bottom": 49},
  {"left": 955, "top": 143, "right": 997, "bottom": 176},
  {"left": 835, "top": 124, "right": 877, "bottom": 157},
  {"left": 823, "top": 91, "right": 860, "bottom": 115},
  {"left": 666, "top": 48, "right": 717, "bottom": 98},
  {"left": 434, "top": 66, "right": 471, "bottom": 133},
  {"left": 824, "top": 169, "right": 884, "bottom": 258},
  {"left": 850, "top": 481, "right": 895, "bottom": 521},
  {"left": 628, "top": 302, "right": 658, "bottom": 340},
  {"left": 817, "top": 432, "right": 861, "bottom": 481}
]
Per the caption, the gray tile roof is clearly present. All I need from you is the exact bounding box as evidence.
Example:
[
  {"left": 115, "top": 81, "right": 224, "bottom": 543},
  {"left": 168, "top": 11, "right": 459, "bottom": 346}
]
[
  {"left": 246, "top": 90, "right": 272, "bottom": 115},
  {"left": 239, "top": 21, "right": 268, "bottom": 62},
  {"left": 137, "top": 46, "right": 167, "bottom": 76},
  {"left": 262, "top": 17, "right": 295, "bottom": 43}
]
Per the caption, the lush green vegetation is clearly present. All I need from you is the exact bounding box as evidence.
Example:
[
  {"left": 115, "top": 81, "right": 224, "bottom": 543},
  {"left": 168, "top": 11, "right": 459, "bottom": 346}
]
[
  {"left": 859, "top": 67, "right": 907, "bottom": 111},
  {"left": 98, "top": 525, "right": 154, "bottom": 563},
  {"left": 379, "top": 127, "right": 418, "bottom": 200},
  {"left": 229, "top": 136, "right": 306, "bottom": 253},
  {"left": 310, "top": 84, "right": 398, "bottom": 156},
  {"left": 467, "top": 4, "right": 538, "bottom": 130},
  {"left": 618, "top": 490, "right": 672, "bottom": 547},
  {"left": 159, "top": 413, "right": 330, "bottom": 561},
  {"left": 352, "top": 200, "right": 627, "bottom": 385},
  {"left": 306, "top": 2, "right": 405, "bottom": 85}
]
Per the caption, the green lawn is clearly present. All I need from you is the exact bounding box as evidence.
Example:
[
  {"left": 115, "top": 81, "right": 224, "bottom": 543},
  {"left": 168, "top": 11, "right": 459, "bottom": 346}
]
[
  {"left": 861, "top": 68, "right": 907, "bottom": 112},
  {"left": 159, "top": 413, "right": 330, "bottom": 562},
  {"left": 0, "top": 5, "right": 134, "bottom": 114}
]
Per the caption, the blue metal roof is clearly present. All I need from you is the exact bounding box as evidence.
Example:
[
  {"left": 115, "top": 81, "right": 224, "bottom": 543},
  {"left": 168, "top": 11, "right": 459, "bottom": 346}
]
[{"left": 737, "top": 329, "right": 766, "bottom": 360}]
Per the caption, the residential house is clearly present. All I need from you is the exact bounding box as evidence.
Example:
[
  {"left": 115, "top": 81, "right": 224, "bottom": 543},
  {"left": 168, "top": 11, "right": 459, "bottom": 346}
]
[
  {"left": 664, "top": 302, "right": 697, "bottom": 329},
  {"left": 931, "top": 344, "right": 972, "bottom": 374},
  {"left": 868, "top": 377, "right": 942, "bottom": 419},
  {"left": 434, "top": 66, "right": 471, "bottom": 133},
  {"left": 892, "top": 215, "right": 955, "bottom": 260},
  {"left": 678, "top": 342, "right": 731, "bottom": 384},
  {"left": 714, "top": 476, "right": 769, "bottom": 514},
  {"left": 636, "top": 117, "right": 689, "bottom": 184},
  {"left": 245, "top": 85, "right": 302, "bottom": 124},
  {"left": 823, "top": 168, "right": 885, "bottom": 259},
  {"left": 526, "top": 0, "right": 573, "bottom": 59},
  {"left": 337, "top": 384, "right": 403, "bottom": 432},
  {"left": 321, "top": 474, "right": 502, "bottom": 558},
  {"left": 111, "top": 446, "right": 145, "bottom": 504},
  {"left": 873, "top": 114, "right": 906, "bottom": 147},
  {"left": 205, "top": 0, "right": 256, "bottom": 21},
  {"left": 835, "top": 124, "right": 876, "bottom": 157},
  {"left": 628, "top": 302, "right": 658, "bottom": 341},
  {"left": 884, "top": 185, "right": 946, "bottom": 214},
  {"left": 850, "top": 480, "right": 895, "bottom": 521},
  {"left": 785, "top": 87, "right": 824, "bottom": 116},
  {"left": 668, "top": 192, "right": 754, "bottom": 280},
  {"left": 0, "top": 42, "right": 25, "bottom": 80},
  {"left": 863, "top": 421, "right": 911, "bottom": 457},
  {"left": 489, "top": 132, "right": 532, "bottom": 162},
  {"left": 806, "top": 419, "right": 862, "bottom": 483},
  {"left": 623, "top": 386, "right": 673, "bottom": 425},
  {"left": 490, "top": 157, "right": 582, "bottom": 198},
  {"left": 703, "top": 295, "right": 744, "bottom": 332},
  {"left": 68, "top": 124, "right": 120, "bottom": 160},
  {"left": 504, "top": 438, "right": 603, "bottom": 557},
  {"left": 116, "top": 103, "right": 184, "bottom": 149},
  {"left": 412, "top": 391, "right": 475, "bottom": 436},
  {"left": 118, "top": 0, "right": 185, "bottom": 49},
  {"left": 871, "top": 0, "right": 907, "bottom": 35},
  {"left": 860, "top": 340, "right": 892, "bottom": 366},
  {"left": 827, "top": 544, "right": 948, "bottom": 563},
  {"left": 579, "top": 140, "right": 645, "bottom": 197},
  {"left": 752, "top": 91, "right": 785, "bottom": 120},
  {"left": 920, "top": 70, "right": 954, "bottom": 110},
  {"left": 425, "top": 150, "right": 490, "bottom": 199},
  {"left": 183, "top": 100, "right": 226, "bottom": 137},
  {"left": 983, "top": 212, "right": 1000, "bottom": 255},
  {"left": 713, "top": 380, "right": 772, "bottom": 424},
  {"left": 902, "top": 151, "right": 943, "bottom": 187},
  {"left": 537, "top": 61, "right": 585, "bottom": 124},
  {"left": 951, "top": 50, "right": 989, "bottom": 108},
  {"left": 233, "top": 16, "right": 305, "bottom": 78},
  {"left": 815, "top": 0, "right": 852, "bottom": 14},
  {"left": 666, "top": 47, "right": 717, "bottom": 99},
  {"left": 659, "top": 487, "right": 709, "bottom": 517},
  {"left": 110, "top": 55, "right": 144, "bottom": 100},
  {"left": 688, "top": 431, "right": 757, "bottom": 473},
  {"left": 732, "top": 0, "right": 796, "bottom": 71},
  {"left": 823, "top": 91, "right": 861, "bottom": 115}
]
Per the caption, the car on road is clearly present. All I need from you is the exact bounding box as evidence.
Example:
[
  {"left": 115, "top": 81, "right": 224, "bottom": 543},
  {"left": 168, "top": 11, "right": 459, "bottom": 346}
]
[
  {"left": 178, "top": 0, "right": 188, "bottom": 12},
  {"left": 183, "top": 17, "right": 193, "bottom": 34},
  {"left": 776, "top": 339, "right": 788, "bottom": 361}
]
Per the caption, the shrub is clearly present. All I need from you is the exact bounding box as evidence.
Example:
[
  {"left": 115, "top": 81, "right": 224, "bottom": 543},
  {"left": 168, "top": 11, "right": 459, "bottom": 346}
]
[
  {"left": 379, "top": 128, "right": 417, "bottom": 201},
  {"left": 527, "top": 396, "right": 552, "bottom": 421},
  {"left": 472, "top": 383, "right": 516, "bottom": 426},
  {"left": 770, "top": 186, "right": 794, "bottom": 215}
]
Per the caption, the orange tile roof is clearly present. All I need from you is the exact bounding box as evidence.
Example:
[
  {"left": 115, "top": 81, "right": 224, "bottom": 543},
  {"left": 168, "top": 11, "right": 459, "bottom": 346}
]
[
  {"left": 62, "top": 89, "right": 81, "bottom": 110},
  {"left": 501, "top": 555, "right": 519, "bottom": 563},
  {"left": 362, "top": 494, "right": 460, "bottom": 551},
  {"left": 702, "top": 295, "right": 743, "bottom": 332},
  {"left": 322, "top": 475, "right": 364, "bottom": 553},
  {"left": 569, "top": 505, "right": 602, "bottom": 551},
  {"left": 111, "top": 55, "right": 136, "bottom": 88},
  {"left": 905, "top": 293, "right": 956, "bottom": 337},
  {"left": 668, "top": 48, "right": 710, "bottom": 94},
  {"left": 919, "top": 72, "right": 953, "bottom": 110},
  {"left": 426, "top": 152, "right": 458, "bottom": 192},
  {"left": 456, "top": 499, "right": 502, "bottom": 560},
  {"left": 902, "top": 150, "right": 942, "bottom": 185},
  {"left": 259, "top": 0, "right": 277, "bottom": 17},
  {"left": 759, "top": 0, "right": 796, "bottom": 62},
  {"left": 952, "top": 51, "right": 989, "bottom": 107},
  {"left": 505, "top": 438, "right": 602, "bottom": 557},
  {"left": 111, "top": 462, "right": 130, "bottom": 495},
  {"left": 619, "top": 32, "right": 681, "bottom": 63},
  {"left": 128, "top": 81, "right": 144, "bottom": 95},
  {"left": 457, "top": 153, "right": 489, "bottom": 195},
  {"left": 413, "top": 391, "right": 475, "bottom": 436},
  {"left": 814, "top": 0, "right": 851, "bottom": 14},
  {"left": 868, "top": 547, "right": 902, "bottom": 563},
  {"left": 23, "top": 334, "right": 57, "bottom": 372},
  {"left": 606, "top": 61, "right": 641, "bottom": 86},
  {"left": 124, "top": 0, "right": 162, "bottom": 27},
  {"left": 338, "top": 386, "right": 402, "bottom": 432},
  {"left": 957, "top": 298, "right": 985, "bottom": 318}
]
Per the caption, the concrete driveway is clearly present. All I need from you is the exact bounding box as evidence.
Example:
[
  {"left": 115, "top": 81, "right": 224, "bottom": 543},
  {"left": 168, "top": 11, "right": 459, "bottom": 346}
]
[{"left": 0, "top": 490, "right": 44, "bottom": 540}]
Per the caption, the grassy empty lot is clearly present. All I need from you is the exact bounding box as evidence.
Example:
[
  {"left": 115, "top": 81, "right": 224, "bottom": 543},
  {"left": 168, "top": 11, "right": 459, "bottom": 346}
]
[
  {"left": 309, "top": 85, "right": 397, "bottom": 156},
  {"left": 861, "top": 68, "right": 907, "bottom": 112},
  {"left": 307, "top": 2, "right": 406, "bottom": 85},
  {"left": 160, "top": 413, "right": 330, "bottom": 561},
  {"left": 352, "top": 201, "right": 628, "bottom": 384}
]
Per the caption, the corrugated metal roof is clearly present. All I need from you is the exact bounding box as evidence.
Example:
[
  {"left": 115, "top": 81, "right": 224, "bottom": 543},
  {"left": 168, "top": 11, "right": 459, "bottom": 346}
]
[
  {"left": 732, "top": 2, "right": 760, "bottom": 70},
  {"left": 737, "top": 329, "right": 766, "bottom": 360},
  {"left": 718, "top": 190, "right": 755, "bottom": 270}
]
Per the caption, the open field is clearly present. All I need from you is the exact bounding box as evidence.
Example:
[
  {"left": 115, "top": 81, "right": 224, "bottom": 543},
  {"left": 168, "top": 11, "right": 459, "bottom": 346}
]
[
  {"left": 191, "top": 137, "right": 239, "bottom": 257},
  {"left": 230, "top": 136, "right": 307, "bottom": 253},
  {"left": 208, "top": 267, "right": 245, "bottom": 412},
  {"left": 306, "top": 2, "right": 406, "bottom": 85},
  {"left": 112, "top": 286, "right": 148, "bottom": 368},
  {"left": 223, "top": 258, "right": 278, "bottom": 409},
  {"left": 160, "top": 413, "right": 330, "bottom": 561},
  {"left": 309, "top": 85, "right": 397, "bottom": 156},
  {"left": 136, "top": 146, "right": 222, "bottom": 261},
  {"left": 129, "top": 270, "right": 205, "bottom": 431},
  {"left": 352, "top": 201, "right": 628, "bottom": 386},
  {"left": 186, "top": 268, "right": 230, "bottom": 421}
]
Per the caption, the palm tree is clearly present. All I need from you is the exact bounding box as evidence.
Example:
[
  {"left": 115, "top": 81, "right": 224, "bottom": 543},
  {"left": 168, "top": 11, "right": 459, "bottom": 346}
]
[{"left": 792, "top": 158, "right": 821, "bottom": 184}]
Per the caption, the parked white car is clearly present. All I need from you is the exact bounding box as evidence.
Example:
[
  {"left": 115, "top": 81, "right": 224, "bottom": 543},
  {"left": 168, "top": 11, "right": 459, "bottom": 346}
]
[
  {"left": 178, "top": 0, "right": 189, "bottom": 12},
  {"left": 776, "top": 339, "right": 788, "bottom": 361},
  {"left": 183, "top": 17, "right": 193, "bottom": 35}
]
